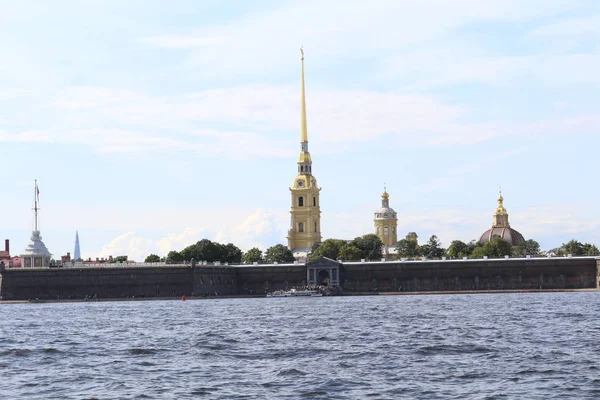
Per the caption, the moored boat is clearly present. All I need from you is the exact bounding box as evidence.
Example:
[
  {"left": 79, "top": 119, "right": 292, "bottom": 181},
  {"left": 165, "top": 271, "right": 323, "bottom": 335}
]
[{"left": 266, "top": 287, "right": 323, "bottom": 298}]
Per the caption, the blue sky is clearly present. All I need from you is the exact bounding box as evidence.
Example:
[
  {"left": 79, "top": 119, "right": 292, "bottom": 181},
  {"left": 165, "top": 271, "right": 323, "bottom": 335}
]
[{"left": 1, "top": 0, "right": 599, "bottom": 261}]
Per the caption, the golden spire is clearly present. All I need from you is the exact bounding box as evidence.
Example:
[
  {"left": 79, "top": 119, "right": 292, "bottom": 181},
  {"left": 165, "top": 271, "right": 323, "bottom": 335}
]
[
  {"left": 497, "top": 187, "right": 505, "bottom": 210},
  {"left": 300, "top": 47, "right": 308, "bottom": 144}
]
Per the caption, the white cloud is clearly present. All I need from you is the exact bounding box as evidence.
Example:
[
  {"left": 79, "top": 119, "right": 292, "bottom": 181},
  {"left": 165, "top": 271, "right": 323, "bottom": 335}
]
[
  {"left": 512, "top": 205, "right": 600, "bottom": 238},
  {"left": 2, "top": 81, "right": 597, "bottom": 158},
  {"left": 214, "top": 209, "right": 289, "bottom": 251},
  {"left": 529, "top": 14, "right": 600, "bottom": 37},
  {"left": 384, "top": 53, "right": 600, "bottom": 90},
  {"left": 86, "top": 232, "right": 154, "bottom": 262},
  {"left": 138, "top": 0, "right": 577, "bottom": 76},
  {"left": 82, "top": 208, "right": 289, "bottom": 261},
  {"left": 155, "top": 228, "right": 206, "bottom": 255}
]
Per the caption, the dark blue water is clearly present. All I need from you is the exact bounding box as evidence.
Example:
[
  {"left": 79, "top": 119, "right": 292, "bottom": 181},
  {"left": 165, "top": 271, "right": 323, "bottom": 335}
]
[{"left": 1, "top": 292, "right": 600, "bottom": 399}]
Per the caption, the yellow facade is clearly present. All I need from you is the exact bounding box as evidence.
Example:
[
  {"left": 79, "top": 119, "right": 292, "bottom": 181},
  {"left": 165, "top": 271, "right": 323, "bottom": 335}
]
[
  {"left": 374, "top": 189, "right": 398, "bottom": 247},
  {"left": 287, "top": 49, "right": 322, "bottom": 252}
]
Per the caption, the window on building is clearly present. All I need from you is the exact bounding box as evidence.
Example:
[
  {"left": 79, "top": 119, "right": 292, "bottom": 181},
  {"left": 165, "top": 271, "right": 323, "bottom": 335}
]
[
  {"left": 384, "top": 227, "right": 389, "bottom": 236},
  {"left": 309, "top": 269, "right": 315, "bottom": 281},
  {"left": 299, "top": 222, "right": 304, "bottom": 232},
  {"left": 313, "top": 197, "right": 316, "bottom": 206},
  {"left": 301, "top": 166, "right": 304, "bottom": 172},
  {"left": 392, "top": 227, "right": 396, "bottom": 235},
  {"left": 314, "top": 222, "right": 317, "bottom": 232},
  {"left": 332, "top": 269, "right": 337, "bottom": 281},
  {"left": 299, "top": 197, "right": 304, "bottom": 207}
]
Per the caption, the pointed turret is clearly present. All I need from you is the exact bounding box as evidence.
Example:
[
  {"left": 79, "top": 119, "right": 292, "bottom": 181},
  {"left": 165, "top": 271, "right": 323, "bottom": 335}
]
[{"left": 74, "top": 231, "right": 81, "bottom": 261}]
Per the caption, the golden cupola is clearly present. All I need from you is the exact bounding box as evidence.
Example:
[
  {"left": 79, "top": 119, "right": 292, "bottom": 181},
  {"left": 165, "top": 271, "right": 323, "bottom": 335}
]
[
  {"left": 479, "top": 189, "right": 525, "bottom": 246},
  {"left": 493, "top": 192, "right": 509, "bottom": 227}
]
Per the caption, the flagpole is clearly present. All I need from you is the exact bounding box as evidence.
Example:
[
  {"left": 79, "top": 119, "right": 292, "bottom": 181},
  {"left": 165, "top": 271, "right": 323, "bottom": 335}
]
[{"left": 34, "top": 179, "right": 38, "bottom": 231}]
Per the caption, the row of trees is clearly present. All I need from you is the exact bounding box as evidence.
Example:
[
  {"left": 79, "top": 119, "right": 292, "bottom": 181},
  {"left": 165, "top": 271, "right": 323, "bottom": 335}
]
[
  {"left": 395, "top": 235, "right": 599, "bottom": 259},
  {"left": 396, "top": 235, "right": 539, "bottom": 259},
  {"left": 555, "top": 240, "right": 599, "bottom": 257},
  {"left": 142, "top": 236, "right": 600, "bottom": 264},
  {"left": 144, "top": 240, "right": 296, "bottom": 265},
  {"left": 307, "top": 234, "right": 384, "bottom": 262}
]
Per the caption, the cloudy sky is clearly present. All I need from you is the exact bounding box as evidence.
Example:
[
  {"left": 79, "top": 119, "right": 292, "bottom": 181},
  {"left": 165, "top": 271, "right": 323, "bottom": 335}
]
[{"left": 1, "top": 0, "right": 599, "bottom": 261}]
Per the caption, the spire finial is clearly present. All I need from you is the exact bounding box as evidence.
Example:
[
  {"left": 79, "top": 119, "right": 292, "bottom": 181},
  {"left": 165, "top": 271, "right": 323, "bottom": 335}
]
[
  {"left": 300, "top": 46, "right": 308, "bottom": 144},
  {"left": 382, "top": 184, "right": 389, "bottom": 201},
  {"left": 33, "top": 179, "right": 40, "bottom": 231}
]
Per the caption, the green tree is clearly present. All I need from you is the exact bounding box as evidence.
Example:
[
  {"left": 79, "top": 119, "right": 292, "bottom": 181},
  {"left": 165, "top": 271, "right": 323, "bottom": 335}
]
[
  {"left": 469, "top": 238, "right": 512, "bottom": 259},
  {"left": 486, "top": 238, "right": 512, "bottom": 258},
  {"left": 563, "top": 239, "right": 584, "bottom": 256},
  {"left": 265, "top": 244, "right": 295, "bottom": 263},
  {"left": 197, "top": 239, "right": 223, "bottom": 262},
  {"left": 350, "top": 234, "right": 384, "bottom": 260},
  {"left": 180, "top": 239, "right": 227, "bottom": 262},
  {"left": 395, "top": 238, "right": 421, "bottom": 258},
  {"left": 110, "top": 255, "right": 128, "bottom": 263},
  {"left": 469, "top": 246, "right": 488, "bottom": 259},
  {"left": 309, "top": 239, "right": 347, "bottom": 261},
  {"left": 421, "top": 235, "right": 445, "bottom": 258},
  {"left": 166, "top": 250, "right": 184, "bottom": 263},
  {"left": 221, "top": 243, "right": 242, "bottom": 263},
  {"left": 466, "top": 240, "right": 478, "bottom": 255},
  {"left": 516, "top": 239, "right": 541, "bottom": 256},
  {"left": 447, "top": 240, "right": 470, "bottom": 259},
  {"left": 338, "top": 244, "right": 362, "bottom": 261},
  {"left": 144, "top": 254, "right": 161, "bottom": 263},
  {"left": 242, "top": 247, "right": 264, "bottom": 264},
  {"left": 582, "top": 243, "right": 600, "bottom": 256},
  {"left": 180, "top": 244, "right": 197, "bottom": 261}
]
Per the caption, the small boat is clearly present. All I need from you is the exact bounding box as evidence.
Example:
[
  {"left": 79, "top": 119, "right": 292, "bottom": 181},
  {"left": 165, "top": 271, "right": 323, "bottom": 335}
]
[{"left": 266, "top": 288, "right": 323, "bottom": 298}]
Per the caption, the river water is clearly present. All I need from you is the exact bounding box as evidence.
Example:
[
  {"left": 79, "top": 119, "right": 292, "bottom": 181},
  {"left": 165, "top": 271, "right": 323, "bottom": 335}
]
[{"left": 1, "top": 292, "right": 600, "bottom": 399}]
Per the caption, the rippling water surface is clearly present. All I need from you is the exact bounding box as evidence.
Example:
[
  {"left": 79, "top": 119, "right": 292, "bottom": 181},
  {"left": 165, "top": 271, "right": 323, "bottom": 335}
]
[{"left": 2, "top": 292, "right": 600, "bottom": 399}]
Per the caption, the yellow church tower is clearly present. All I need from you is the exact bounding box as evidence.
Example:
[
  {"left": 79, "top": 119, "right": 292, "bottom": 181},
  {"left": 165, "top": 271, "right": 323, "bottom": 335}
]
[
  {"left": 287, "top": 48, "right": 322, "bottom": 255},
  {"left": 374, "top": 187, "right": 398, "bottom": 247}
]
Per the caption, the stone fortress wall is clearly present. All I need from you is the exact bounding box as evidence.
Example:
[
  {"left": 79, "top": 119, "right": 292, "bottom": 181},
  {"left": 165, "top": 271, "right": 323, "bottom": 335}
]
[
  {"left": 342, "top": 257, "right": 600, "bottom": 292},
  {"left": 0, "top": 257, "right": 598, "bottom": 300}
]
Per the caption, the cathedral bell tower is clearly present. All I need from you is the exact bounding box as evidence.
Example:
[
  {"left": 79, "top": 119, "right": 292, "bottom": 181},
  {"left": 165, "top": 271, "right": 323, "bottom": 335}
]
[
  {"left": 374, "top": 187, "right": 398, "bottom": 247},
  {"left": 287, "top": 48, "right": 322, "bottom": 255}
]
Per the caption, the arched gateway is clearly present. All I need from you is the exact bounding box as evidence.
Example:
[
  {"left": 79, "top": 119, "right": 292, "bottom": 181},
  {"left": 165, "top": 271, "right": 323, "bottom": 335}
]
[{"left": 306, "top": 257, "right": 341, "bottom": 288}]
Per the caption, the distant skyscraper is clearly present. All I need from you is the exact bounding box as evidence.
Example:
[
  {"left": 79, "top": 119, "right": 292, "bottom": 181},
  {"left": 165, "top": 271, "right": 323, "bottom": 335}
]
[{"left": 74, "top": 231, "right": 81, "bottom": 260}]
